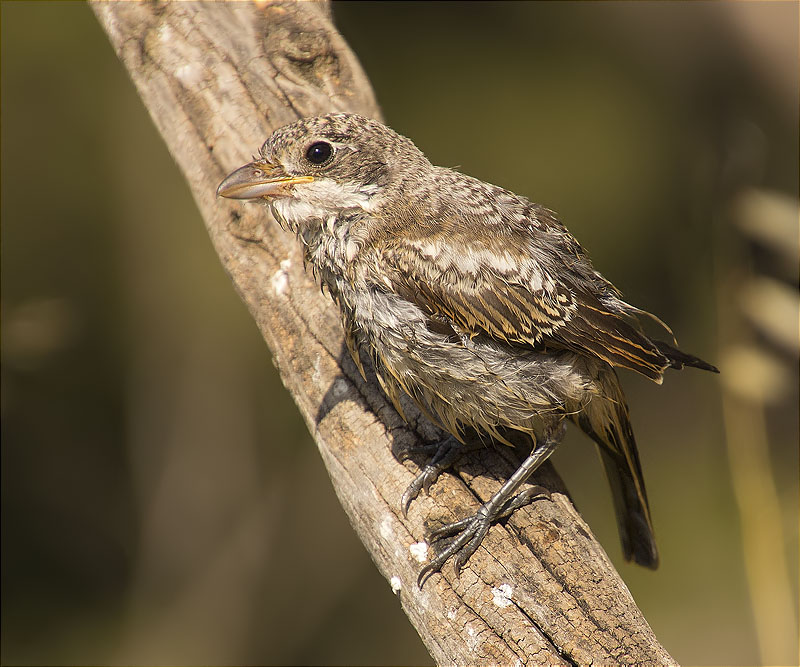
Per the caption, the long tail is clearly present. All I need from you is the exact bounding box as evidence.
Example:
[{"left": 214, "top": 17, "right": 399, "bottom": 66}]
[{"left": 576, "top": 367, "right": 659, "bottom": 568}]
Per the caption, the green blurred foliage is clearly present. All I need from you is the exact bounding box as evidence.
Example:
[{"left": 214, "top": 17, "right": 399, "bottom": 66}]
[{"left": 1, "top": 1, "right": 797, "bottom": 665}]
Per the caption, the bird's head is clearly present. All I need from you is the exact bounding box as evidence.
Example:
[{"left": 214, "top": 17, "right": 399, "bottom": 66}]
[{"left": 217, "top": 114, "right": 428, "bottom": 227}]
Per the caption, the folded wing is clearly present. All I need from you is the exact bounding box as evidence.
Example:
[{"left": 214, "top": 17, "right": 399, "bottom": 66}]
[{"left": 380, "top": 231, "right": 685, "bottom": 382}]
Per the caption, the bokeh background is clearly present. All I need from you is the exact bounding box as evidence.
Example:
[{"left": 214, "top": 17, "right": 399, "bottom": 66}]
[{"left": 2, "top": 2, "right": 797, "bottom": 665}]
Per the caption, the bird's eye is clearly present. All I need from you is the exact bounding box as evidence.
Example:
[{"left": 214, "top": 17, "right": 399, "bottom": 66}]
[{"left": 305, "top": 141, "right": 333, "bottom": 165}]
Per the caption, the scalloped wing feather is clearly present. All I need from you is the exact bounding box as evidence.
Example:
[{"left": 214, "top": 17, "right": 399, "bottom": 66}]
[{"left": 380, "top": 235, "right": 673, "bottom": 382}]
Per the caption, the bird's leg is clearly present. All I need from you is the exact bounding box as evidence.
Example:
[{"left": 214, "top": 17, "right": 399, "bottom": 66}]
[
  {"left": 417, "top": 428, "right": 563, "bottom": 587},
  {"left": 400, "top": 435, "right": 478, "bottom": 517}
]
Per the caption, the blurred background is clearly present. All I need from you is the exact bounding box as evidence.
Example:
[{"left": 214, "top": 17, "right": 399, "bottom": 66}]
[{"left": 2, "top": 2, "right": 797, "bottom": 665}]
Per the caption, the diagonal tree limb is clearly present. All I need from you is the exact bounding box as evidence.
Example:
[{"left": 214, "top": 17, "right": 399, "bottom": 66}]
[{"left": 91, "top": 2, "right": 676, "bottom": 664}]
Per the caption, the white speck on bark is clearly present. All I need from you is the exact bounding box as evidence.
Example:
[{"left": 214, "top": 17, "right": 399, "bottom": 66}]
[
  {"left": 175, "top": 62, "right": 204, "bottom": 87},
  {"left": 409, "top": 541, "right": 428, "bottom": 562},
  {"left": 272, "top": 259, "right": 291, "bottom": 296},
  {"left": 492, "top": 584, "right": 514, "bottom": 608}
]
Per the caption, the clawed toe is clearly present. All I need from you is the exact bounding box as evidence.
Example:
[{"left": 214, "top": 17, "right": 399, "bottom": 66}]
[
  {"left": 416, "top": 484, "right": 552, "bottom": 587},
  {"left": 407, "top": 434, "right": 560, "bottom": 587},
  {"left": 418, "top": 513, "right": 491, "bottom": 587},
  {"left": 400, "top": 436, "right": 464, "bottom": 517},
  {"left": 496, "top": 484, "right": 550, "bottom": 517},
  {"left": 396, "top": 441, "right": 439, "bottom": 463}
]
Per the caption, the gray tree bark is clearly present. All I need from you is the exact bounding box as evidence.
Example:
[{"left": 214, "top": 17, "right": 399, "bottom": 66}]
[{"left": 91, "top": 2, "right": 676, "bottom": 664}]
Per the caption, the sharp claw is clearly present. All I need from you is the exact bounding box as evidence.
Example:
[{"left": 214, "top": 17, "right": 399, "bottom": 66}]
[
  {"left": 417, "top": 544, "right": 453, "bottom": 588},
  {"left": 527, "top": 484, "right": 552, "bottom": 502},
  {"left": 417, "top": 564, "right": 435, "bottom": 588},
  {"left": 400, "top": 435, "right": 464, "bottom": 518},
  {"left": 452, "top": 552, "right": 465, "bottom": 578},
  {"left": 401, "top": 487, "right": 416, "bottom": 518}
]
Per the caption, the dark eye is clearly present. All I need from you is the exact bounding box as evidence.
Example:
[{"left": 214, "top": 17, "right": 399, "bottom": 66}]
[{"left": 305, "top": 141, "right": 333, "bottom": 165}]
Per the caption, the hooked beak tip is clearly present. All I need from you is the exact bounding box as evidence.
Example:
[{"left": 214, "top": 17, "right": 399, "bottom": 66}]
[{"left": 217, "top": 161, "right": 314, "bottom": 200}]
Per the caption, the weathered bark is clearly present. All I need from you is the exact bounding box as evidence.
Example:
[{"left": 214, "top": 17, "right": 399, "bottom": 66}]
[{"left": 91, "top": 2, "right": 676, "bottom": 664}]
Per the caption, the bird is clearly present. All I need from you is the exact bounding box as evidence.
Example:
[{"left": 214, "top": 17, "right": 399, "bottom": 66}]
[{"left": 217, "top": 113, "right": 718, "bottom": 586}]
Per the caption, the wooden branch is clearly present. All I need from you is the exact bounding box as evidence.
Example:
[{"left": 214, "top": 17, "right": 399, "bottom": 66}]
[{"left": 91, "top": 2, "right": 676, "bottom": 664}]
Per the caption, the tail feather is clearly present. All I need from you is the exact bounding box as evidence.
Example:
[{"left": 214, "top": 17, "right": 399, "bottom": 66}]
[
  {"left": 598, "top": 446, "right": 659, "bottom": 568},
  {"left": 576, "top": 367, "right": 659, "bottom": 569}
]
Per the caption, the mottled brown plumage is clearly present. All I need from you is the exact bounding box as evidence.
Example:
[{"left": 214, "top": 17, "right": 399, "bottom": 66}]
[{"left": 218, "top": 113, "right": 717, "bottom": 584}]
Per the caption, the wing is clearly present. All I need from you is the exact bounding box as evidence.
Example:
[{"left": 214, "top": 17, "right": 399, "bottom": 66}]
[{"left": 372, "top": 204, "right": 674, "bottom": 382}]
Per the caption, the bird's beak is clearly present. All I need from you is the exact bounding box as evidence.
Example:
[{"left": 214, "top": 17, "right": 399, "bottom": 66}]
[{"left": 216, "top": 160, "right": 314, "bottom": 200}]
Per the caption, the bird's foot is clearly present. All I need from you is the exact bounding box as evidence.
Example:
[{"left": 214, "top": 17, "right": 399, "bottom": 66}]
[
  {"left": 417, "top": 484, "right": 551, "bottom": 587},
  {"left": 401, "top": 435, "right": 464, "bottom": 517}
]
